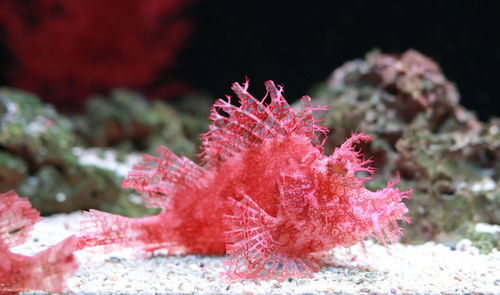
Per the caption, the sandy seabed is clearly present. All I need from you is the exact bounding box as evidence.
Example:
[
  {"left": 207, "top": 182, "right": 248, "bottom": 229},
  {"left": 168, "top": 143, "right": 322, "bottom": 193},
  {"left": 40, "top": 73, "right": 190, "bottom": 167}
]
[{"left": 15, "top": 212, "right": 500, "bottom": 295}]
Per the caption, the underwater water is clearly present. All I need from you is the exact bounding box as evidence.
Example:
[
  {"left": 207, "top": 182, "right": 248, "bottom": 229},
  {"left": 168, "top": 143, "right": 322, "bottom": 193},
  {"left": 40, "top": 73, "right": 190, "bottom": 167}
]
[
  {"left": 0, "top": 2, "right": 498, "bottom": 291},
  {"left": 1, "top": 51, "right": 499, "bottom": 293}
]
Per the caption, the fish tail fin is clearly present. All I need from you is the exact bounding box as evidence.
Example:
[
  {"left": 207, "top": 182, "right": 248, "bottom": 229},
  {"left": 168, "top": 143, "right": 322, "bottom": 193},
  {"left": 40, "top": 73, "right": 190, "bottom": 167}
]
[{"left": 77, "top": 209, "right": 178, "bottom": 253}]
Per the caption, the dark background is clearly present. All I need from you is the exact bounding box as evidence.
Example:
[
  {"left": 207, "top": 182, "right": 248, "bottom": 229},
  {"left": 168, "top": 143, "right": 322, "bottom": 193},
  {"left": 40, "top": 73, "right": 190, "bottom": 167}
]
[
  {"left": 178, "top": 1, "right": 499, "bottom": 121},
  {"left": 1, "top": 1, "right": 499, "bottom": 120}
]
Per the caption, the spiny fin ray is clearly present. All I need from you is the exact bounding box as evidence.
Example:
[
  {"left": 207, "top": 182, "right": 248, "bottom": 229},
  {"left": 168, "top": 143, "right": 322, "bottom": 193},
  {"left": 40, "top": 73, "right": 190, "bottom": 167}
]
[
  {"left": 201, "top": 80, "right": 328, "bottom": 165},
  {"left": 122, "top": 146, "right": 204, "bottom": 208},
  {"left": 223, "top": 194, "right": 318, "bottom": 280}
]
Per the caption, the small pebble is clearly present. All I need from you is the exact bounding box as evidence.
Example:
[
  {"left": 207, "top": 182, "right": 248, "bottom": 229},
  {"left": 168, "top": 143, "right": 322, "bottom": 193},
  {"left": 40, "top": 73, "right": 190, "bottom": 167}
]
[
  {"left": 105, "top": 256, "right": 123, "bottom": 263},
  {"left": 355, "top": 277, "right": 365, "bottom": 284}
]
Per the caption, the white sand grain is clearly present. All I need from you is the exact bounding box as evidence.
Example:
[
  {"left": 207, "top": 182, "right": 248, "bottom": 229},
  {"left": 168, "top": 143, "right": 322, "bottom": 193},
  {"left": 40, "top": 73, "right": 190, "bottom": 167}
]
[{"left": 17, "top": 212, "right": 500, "bottom": 295}]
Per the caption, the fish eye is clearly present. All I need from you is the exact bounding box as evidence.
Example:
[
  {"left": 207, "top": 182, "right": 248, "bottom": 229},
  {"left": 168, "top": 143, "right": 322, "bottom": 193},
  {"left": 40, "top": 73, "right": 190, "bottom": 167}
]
[{"left": 328, "top": 161, "right": 347, "bottom": 176}]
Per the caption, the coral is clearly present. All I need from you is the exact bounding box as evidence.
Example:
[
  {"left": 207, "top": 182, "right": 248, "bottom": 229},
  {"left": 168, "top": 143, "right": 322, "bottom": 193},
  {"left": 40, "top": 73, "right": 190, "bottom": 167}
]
[
  {"left": 0, "top": 0, "right": 193, "bottom": 107},
  {"left": 0, "top": 191, "right": 78, "bottom": 293},
  {"left": 78, "top": 80, "right": 411, "bottom": 280},
  {"left": 311, "top": 49, "right": 500, "bottom": 244},
  {"left": 73, "top": 88, "right": 210, "bottom": 158}
]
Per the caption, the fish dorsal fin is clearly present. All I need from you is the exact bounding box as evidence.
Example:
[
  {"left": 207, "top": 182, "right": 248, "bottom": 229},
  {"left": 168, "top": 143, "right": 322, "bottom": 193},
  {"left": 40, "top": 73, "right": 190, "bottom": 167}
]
[
  {"left": 122, "top": 146, "right": 205, "bottom": 208},
  {"left": 296, "top": 95, "right": 329, "bottom": 147},
  {"left": 200, "top": 80, "right": 328, "bottom": 165},
  {"left": 0, "top": 191, "right": 41, "bottom": 248}
]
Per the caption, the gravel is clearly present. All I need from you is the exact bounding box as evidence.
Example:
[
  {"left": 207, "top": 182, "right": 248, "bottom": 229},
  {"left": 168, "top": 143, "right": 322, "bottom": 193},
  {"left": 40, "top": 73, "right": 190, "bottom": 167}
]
[{"left": 15, "top": 212, "right": 500, "bottom": 295}]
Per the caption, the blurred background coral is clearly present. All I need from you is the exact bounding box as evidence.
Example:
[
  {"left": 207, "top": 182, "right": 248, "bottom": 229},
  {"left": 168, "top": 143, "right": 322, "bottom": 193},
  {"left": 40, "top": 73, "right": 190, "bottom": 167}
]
[{"left": 0, "top": 1, "right": 498, "bottom": 119}]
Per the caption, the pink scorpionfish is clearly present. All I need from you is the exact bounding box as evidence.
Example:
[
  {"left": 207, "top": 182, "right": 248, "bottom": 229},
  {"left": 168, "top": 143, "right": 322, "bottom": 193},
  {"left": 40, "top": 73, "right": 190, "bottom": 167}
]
[
  {"left": 0, "top": 191, "right": 78, "bottom": 293},
  {"left": 78, "top": 80, "right": 411, "bottom": 280}
]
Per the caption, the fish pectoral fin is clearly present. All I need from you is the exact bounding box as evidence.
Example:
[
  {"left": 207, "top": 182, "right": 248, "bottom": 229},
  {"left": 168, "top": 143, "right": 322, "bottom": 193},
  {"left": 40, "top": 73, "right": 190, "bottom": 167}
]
[
  {"left": 225, "top": 249, "right": 319, "bottom": 281},
  {"left": 256, "top": 254, "right": 319, "bottom": 280},
  {"left": 223, "top": 194, "right": 318, "bottom": 280},
  {"left": 223, "top": 194, "right": 278, "bottom": 280},
  {"left": 223, "top": 194, "right": 320, "bottom": 280}
]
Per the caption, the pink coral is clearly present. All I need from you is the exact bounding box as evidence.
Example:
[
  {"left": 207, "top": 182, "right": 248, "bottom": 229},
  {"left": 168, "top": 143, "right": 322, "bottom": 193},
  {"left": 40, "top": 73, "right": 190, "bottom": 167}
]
[
  {"left": 0, "top": 0, "right": 193, "bottom": 107},
  {"left": 0, "top": 191, "right": 78, "bottom": 293},
  {"left": 78, "top": 80, "right": 411, "bottom": 280}
]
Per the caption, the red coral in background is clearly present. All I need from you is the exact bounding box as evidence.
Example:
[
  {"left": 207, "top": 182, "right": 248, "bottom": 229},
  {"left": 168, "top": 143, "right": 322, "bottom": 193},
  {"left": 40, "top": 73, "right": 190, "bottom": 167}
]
[
  {"left": 0, "top": 191, "right": 78, "bottom": 293},
  {"left": 0, "top": 0, "right": 193, "bottom": 108}
]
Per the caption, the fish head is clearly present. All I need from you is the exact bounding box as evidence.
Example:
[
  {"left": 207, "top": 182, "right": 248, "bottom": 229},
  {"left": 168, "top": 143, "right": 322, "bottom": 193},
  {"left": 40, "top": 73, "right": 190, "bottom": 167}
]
[
  {"left": 276, "top": 133, "right": 410, "bottom": 251},
  {"left": 316, "top": 133, "right": 411, "bottom": 247},
  {"left": 275, "top": 147, "right": 366, "bottom": 252}
]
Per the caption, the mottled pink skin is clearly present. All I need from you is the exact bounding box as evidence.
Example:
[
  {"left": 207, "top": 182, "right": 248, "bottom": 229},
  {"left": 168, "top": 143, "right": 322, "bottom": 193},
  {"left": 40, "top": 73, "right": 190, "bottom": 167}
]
[
  {"left": 0, "top": 191, "right": 78, "bottom": 293},
  {"left": 78, "top": 80, "right": 411, "bottom": 280}
]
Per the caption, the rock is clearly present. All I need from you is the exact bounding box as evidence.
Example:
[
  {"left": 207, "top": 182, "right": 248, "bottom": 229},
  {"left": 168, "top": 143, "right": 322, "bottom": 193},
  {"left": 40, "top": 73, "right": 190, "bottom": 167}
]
[
  {"left": 310, "top": 49, "right": 500, "bottom": 247},
  {"left": 0, "top": 151, "right": 27, "bottom": 191},
  {"left": 0, "top": 87, "right": 155, "bottom": 216},
  {"left": 74, "top": 89, "right": 210, "bottom": 158},
  {"left": 0, "top": 87, "right": 77, "bottom": 166}
]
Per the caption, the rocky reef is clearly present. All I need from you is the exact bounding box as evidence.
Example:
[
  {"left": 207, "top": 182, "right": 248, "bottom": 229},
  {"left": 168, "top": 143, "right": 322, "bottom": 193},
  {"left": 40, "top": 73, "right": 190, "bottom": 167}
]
[
  {"left": 0, "top": 88, "right": 209, "bottom": 216},
  {"left": 310, "top": 49, "right": 499, "bottom": 250},
  {"left": 73, "top": 89, "right": 210, "bottom": 158}
]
